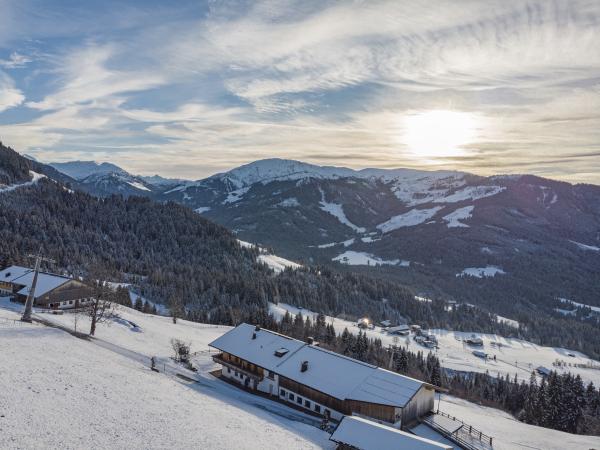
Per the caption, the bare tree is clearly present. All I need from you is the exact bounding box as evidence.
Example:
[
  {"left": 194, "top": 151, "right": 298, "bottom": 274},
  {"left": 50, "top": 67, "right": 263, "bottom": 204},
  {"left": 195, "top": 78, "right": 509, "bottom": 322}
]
[
  {"left": 170, "top": 338, "right": 191, "bottom": 363},
  {"left": 85, "top": 270, "right": 117, "bottom": 336},
  {"left": 170, "top": 294, "right": 184, "bottom": 324}
]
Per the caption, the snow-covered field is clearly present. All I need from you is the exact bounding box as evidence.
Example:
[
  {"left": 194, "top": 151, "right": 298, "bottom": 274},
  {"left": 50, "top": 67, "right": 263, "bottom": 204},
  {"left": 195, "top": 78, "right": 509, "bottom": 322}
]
[
  {"left": 2, "top": 299, "right": 599, "bottom": 449},
  {"left": 456, "top": 266, "right": 506, "bottom": 278},
  {"left": 438, "top": 395, "right": 600, "bottom": 450},
  {"left": 238, "top": 239, "right": 301, "bottom": 272},
  {"left": 377, "top": 206, "right": 443, "bottom": 233},
  {"left": 332, "top": 250, "right": 409, "bottom": 267},
  {"left": 0, "top": 301, "right": 330, "bottom": 450},
  {"left": 268, "top": 302, "right": 600, "bottom": 387},
  {"left": 442, "top": 205, "right": 474, "bottom": 228},
  {"left": 319, "top": 189, "right": 365, "bottom": 233}
]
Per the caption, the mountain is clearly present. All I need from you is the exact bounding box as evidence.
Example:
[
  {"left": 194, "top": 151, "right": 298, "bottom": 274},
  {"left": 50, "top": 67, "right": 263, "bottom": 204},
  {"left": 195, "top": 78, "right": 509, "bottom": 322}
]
[
  {"left": 49, "top": 160, "right": 173, "bottom": 197},
  {"left": 2, "top": 143, "right": 464, "bottom": 334},
  {"left": 160, "top": 158, "right": 600, "bottom": 321},
  {"left": 50, "top": 160, "right": 128, "bottom": 180},
  {"left": 77, "top": 171, "right": 158, "bottom": 197}
]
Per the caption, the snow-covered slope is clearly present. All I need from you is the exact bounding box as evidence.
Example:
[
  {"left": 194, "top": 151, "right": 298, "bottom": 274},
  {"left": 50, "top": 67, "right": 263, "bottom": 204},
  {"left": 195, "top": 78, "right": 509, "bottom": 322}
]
[
  {"left": 0, "top": 170, "right": 45, "bottom": 193},
  {"left": 268, "top": 302, "right": 600, "bottom": 387},
  {"left": 206, "top": 158, "right": 357, "bottom": 189},
  {"left": 0, "top": 301, "right": 330, "bottom": 450},
  {"left": 438, "top": 395, "right": 600, "bottom": 450},
  {"left": 1, "top": 299, "right": 598, "bottom": 450}
]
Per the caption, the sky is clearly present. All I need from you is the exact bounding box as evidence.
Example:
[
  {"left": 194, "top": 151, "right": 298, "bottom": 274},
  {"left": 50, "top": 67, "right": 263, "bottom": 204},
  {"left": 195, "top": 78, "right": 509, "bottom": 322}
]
[{"left": 0, "top": 0, "right": 599, "bottom": 183}]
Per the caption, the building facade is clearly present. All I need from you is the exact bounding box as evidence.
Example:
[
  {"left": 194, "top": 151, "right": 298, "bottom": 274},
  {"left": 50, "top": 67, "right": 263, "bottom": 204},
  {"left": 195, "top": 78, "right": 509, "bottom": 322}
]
[
  {"left": 0, "top": 265, "right": 94, "bottom": 309},
  {"left": 209, "top": 323, "right": 437, "bottom": 429}
]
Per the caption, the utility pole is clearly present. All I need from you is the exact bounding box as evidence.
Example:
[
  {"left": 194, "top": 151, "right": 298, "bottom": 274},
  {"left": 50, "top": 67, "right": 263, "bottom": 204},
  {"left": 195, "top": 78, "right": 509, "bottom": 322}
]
[{"left": 21, "top": 250, "right": 55, "bottom": 323}]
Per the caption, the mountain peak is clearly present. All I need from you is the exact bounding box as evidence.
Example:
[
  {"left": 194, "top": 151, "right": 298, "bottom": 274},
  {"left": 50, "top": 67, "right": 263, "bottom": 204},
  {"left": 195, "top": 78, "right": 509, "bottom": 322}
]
[{"left": 50, "top": 160, "right": 127, "bottom": 180}]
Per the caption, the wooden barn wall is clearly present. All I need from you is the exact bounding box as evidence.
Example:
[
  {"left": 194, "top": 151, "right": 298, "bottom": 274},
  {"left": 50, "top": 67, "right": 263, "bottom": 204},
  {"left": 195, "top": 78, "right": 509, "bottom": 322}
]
[
  {"left": 279, "top": 376, "right": 348, "bottom": 413},
  {"left": 38, "top": 280, "right": 94, "bottom": 305},
  {"left": 401, "top": 386, "right": 435, "bottom": 426},
  {"left": 344, "top": 399, "right": 397, "bottom": 423}
]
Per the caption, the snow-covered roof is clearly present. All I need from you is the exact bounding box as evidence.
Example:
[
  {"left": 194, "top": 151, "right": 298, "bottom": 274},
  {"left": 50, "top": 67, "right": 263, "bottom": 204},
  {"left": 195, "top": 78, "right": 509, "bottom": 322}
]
[
  {"left": 330, "top": 416, "right": 453, "bottom": 450},
  {"left": 347, "top": 368, "right": 426, "bottom": 407},
  {"left": 208, "top": 323, "right": 305, "bottom": 372},
  {"left": 211, "top": 324, "right": 429, "bottom": 407},
  {"left": 7, "top": 267, "right": 72, "bottom": 299},
  {"left": 0, "top": 265, "right": 33, "bottom": 283},
  {"left": 276, "top": 344, "right": 379, "bottom": 401},
  {"left": 277, "top": 345, "right": 426, "bottom": 406}
]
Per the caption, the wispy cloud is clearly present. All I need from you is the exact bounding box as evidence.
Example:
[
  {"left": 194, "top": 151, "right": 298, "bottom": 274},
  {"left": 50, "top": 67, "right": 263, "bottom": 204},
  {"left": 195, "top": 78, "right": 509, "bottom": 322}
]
[{"left": 0, "top": 0, "right": 599, "bottom": 182}]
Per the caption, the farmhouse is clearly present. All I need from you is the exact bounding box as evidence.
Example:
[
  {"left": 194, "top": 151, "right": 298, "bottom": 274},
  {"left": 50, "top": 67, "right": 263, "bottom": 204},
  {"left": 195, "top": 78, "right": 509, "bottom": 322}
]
[
  {"left": 330, "top": 415, "right": 452, "bottom": 450},
  {"left": 0, "top": 265, "right": 94, "bottom": 309},
  {"left": 209, "top": 323, "right": 437, "bottom": 429}
]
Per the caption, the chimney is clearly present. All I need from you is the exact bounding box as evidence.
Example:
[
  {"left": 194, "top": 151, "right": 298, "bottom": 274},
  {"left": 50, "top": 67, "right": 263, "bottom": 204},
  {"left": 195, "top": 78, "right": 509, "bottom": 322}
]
[
  {"left": 255, "top": 325, "right": 261, "bottom": 332},
  {"left": 307, "top": 337, "right": 314, "bottom": 345},
  {"left": 301, "top": 361, "right": 309, "bottom": 372}
]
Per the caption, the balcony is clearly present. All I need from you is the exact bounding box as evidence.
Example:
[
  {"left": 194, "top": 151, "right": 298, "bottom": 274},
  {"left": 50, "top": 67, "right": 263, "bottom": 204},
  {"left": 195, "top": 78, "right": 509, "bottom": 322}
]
[{"left": 212, "top": 353, "right": 263, "bottom": 381}]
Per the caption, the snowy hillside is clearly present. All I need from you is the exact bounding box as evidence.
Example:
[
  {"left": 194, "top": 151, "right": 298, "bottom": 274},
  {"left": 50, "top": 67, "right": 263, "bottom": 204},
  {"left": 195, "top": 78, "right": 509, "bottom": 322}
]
[
  {"left": 2, "top": 299, "right": 598, "bottom": 449},
  {"left": 0, "top": 300, "right": 330, "bottom": 450},
  {"left": 268, "top": 302, "right": 600, "bottom": 387}
]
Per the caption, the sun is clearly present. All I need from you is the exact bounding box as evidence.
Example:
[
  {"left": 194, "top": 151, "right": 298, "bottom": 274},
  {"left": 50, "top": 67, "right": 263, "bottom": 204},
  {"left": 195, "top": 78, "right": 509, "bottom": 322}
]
[{"left": 403, "top": 110, "right": 478, "bottom": 159}]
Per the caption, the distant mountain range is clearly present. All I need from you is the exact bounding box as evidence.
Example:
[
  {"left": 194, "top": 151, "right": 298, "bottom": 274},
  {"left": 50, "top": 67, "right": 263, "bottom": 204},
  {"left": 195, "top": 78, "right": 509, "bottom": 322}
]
[{"left": 46, "top": 156, "right": 600, "bottom": 318}]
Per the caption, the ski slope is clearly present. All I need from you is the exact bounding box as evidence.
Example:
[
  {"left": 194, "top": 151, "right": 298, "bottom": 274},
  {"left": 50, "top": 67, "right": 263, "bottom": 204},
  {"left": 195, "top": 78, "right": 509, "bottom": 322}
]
[{"left": 269, "top": 302, "right": 600, "bottom": 387}]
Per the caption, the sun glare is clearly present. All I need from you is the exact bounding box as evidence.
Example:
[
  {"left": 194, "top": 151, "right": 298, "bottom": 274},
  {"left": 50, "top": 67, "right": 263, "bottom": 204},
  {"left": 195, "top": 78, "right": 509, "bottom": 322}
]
[{"left": 403, "top": 110, "right": 478, "bottom": 159}]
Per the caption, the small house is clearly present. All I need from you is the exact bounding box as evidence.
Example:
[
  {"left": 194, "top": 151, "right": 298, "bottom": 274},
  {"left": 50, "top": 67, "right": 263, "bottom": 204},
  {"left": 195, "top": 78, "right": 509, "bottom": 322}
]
[
  {"left": 465, "top": 336, "right": 483, "bottom": 346},
  {"left": 536, "top": 366, "right": 551, "bottom": 377},
  {"left": 0, "top": 265, "right": 94, "bottom": 309},
  {"left": 472, "top": 350, "right": 487, "bottom": 359},
  {"left": 380, "top": 320, "right": 392, "bottom": 328}
]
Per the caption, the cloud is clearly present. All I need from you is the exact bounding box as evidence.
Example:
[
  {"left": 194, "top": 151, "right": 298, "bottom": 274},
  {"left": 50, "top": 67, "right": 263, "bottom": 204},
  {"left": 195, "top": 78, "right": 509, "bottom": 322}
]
[
  {"left": 0, "top": 52, "right": 32, "bottom": 69},
  {"left": 0, "top": 71, "right": 24, "bottom": 111},
  {"left": 2, "top": 0, "right": 600, "bottom": 183},
  {"left": 26, "top": 44, "right": 165, "bottom": 110}
]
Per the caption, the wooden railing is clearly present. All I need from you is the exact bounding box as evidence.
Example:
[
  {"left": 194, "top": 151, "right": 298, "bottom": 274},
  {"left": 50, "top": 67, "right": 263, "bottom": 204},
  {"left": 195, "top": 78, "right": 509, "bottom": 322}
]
[{"left": 422, "top": 410, "right": 493, "bottom": 450}]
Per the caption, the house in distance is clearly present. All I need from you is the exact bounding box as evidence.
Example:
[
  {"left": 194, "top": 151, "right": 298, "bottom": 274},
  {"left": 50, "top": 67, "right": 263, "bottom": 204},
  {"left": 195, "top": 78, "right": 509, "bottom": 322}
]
[
  {"left": 0, "top": 265, "right": 93, "bottom": 310},
  {"left": 209, "top": 323, "right": 438, "bottom": 430}
]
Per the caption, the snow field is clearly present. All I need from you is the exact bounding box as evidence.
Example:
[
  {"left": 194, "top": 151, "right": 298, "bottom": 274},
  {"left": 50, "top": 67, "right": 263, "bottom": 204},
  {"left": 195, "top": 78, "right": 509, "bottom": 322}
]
[
  {"left": 268, "top": 302, "right": 600, "bottom": 387},
  {"left": 0, "top": 301, "right": 331, "bottom": 450}
]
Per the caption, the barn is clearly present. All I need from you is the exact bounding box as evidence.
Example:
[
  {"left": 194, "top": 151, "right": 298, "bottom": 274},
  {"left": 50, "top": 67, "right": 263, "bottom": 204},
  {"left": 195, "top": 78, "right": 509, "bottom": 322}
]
[
  {"left": 209, "top": 323, "right": 437, "bottom": 429},
  {"left": 0, "top": 265, "right": 94, "bottom": 309}
]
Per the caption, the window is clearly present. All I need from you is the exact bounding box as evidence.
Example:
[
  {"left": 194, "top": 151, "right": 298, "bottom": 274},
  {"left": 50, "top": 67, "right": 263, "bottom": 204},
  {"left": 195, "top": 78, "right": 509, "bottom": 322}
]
[
  {"left": 280, "top": 389, "right": 285, "bottom": 397},
  {"left": 296, "top": 396, "right": 302, "bottom": 405},
  {"left": 227, "top": 367, "right": 231, "bottom": 374},
  {"left": 304, "top": 399, "right": 311, "bottom": 408},
  {"left": 314, "top": 405, "right": 320, "bottom": 413},
  {"left": 289, "top": 393, "right": 294, "bottom": 401},
  {"left": 324, "top": 409, "right": 331, "bottom": 418},
  {"left": 69, "top": 300, "right": 73, "bottom": 304}
]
